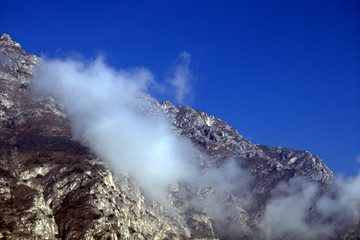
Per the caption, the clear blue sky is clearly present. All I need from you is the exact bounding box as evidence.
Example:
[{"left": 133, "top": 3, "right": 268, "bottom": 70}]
[{"left": 1, "top": 0, "right": 359, "bottom": 176}]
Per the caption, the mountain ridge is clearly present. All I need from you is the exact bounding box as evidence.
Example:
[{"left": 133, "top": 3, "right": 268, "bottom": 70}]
[{"left": 0, "top": 33, "right": 358, "bottom": 240}]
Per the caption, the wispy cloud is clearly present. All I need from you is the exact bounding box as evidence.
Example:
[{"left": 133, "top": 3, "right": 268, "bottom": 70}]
[{"left": 166, "top": 51, "right": 193, "bottom": 104}]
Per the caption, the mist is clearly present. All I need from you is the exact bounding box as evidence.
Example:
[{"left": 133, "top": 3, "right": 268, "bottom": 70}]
[
  {"left": 31, "top": 55, "right": 199, "bottom": 203},
  {"left": 258, "top": 174, "right": 360, "bottom": 240},
  {"left": 30, "top": 54, "right": 250, "bottom": 209}
]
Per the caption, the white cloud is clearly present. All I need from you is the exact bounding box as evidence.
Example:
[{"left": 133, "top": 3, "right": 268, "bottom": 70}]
[
  {"left": 31, "top": 56, "right": 199, "bottom": 204},
  {"left": 30, "top": 56, "right": 247, "bottom": 209},
  {"left": 258, "top": 175, "right": 360, "bottom": 240},
  {"left": 166, "top": 51, "right": 193, "bottom": 104}
]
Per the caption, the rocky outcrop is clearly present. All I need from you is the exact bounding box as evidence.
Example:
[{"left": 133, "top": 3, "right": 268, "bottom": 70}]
[
  {"left": 159, "top": 100, "right": 337, "bottom": 239},
  {"left": 160, "top": 100, "right": 333, "bottom": 184}
]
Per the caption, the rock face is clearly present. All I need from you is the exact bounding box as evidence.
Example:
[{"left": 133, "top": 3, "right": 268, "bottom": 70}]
[
  {"left": 0, "top": 34, "right": 358, "bottom": 240},
  {"left": 0, "top": 33, "right": 193, "bottom": 240}
]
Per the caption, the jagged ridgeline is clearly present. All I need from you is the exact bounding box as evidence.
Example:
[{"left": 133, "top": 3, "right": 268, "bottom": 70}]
[{"left": 0, "top": 33, "right": 359, "bottom": 240}]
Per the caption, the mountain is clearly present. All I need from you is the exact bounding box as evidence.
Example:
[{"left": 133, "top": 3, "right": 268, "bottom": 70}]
[{"left": 0, "top": 33, "right": 358, "bottom": 240}]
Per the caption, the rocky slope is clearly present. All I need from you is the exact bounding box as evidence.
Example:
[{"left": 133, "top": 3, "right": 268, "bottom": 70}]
[
  {"left": 0, "top": 33, "right": 358, "bottom": 240},
  {"left": 0, "top": 33, "right": 193, "bottom": 240}
]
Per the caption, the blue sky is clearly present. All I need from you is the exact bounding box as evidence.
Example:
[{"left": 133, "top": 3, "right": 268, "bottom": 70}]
[{"left": 1, "top": 0, "right": 359, "bottom": 176}]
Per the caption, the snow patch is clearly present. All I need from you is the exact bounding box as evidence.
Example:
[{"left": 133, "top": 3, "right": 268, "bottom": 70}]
[
  {"left": 205, "top": 116, "right": 214, "bottom": 127},
  {"left": 288, "top": 157, "right": 298, "bottom": 165}
]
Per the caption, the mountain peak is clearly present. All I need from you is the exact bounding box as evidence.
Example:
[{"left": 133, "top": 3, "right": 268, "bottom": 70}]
[{"left": 0, "top": 33, "right": 21, "bottom": 48}]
